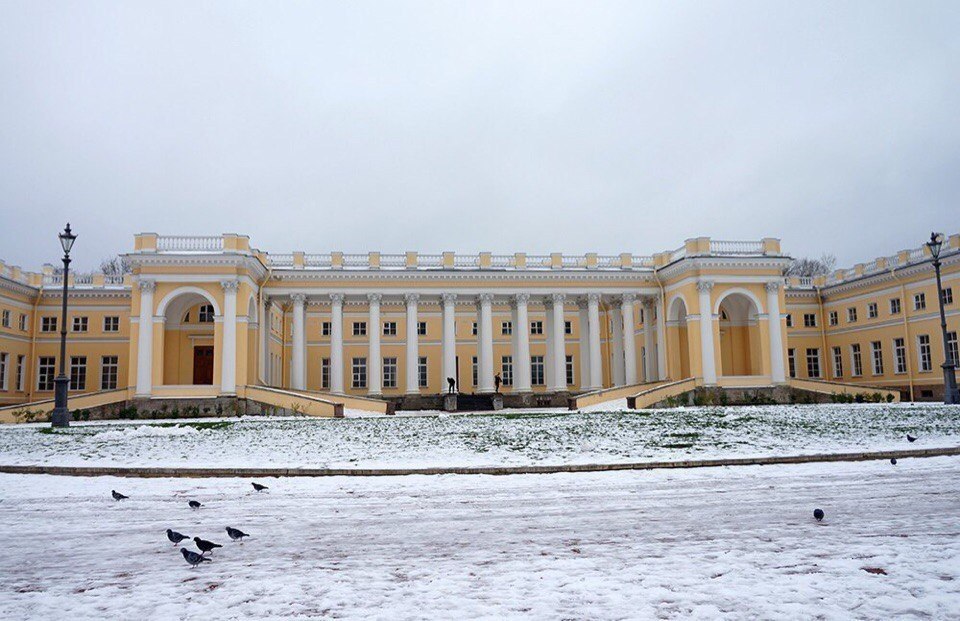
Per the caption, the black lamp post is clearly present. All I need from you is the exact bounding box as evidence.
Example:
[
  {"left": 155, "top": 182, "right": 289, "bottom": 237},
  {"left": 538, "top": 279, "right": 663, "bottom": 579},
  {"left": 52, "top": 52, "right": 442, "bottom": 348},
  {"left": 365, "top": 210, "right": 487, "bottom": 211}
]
[
  {"left": 927, "top": 232, "right": 959, "bottom": 405},
  {"left": 50, "top": 223, "right": 77, "bottom": 428}
]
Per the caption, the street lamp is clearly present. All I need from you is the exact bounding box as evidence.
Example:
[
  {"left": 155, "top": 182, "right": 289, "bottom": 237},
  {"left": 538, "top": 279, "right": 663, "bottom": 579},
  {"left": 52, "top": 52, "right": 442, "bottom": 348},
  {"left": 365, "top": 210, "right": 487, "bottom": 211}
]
[
  {"left": 927, "top": 232, "right": 959, "bottom": 405},
  {"left": 50, "top": 223, "right": 77, "bottom": 427}
]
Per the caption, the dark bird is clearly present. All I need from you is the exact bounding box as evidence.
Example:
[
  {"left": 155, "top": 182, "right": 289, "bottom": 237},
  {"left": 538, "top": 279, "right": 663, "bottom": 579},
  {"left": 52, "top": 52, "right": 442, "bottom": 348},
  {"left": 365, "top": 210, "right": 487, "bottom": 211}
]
[
  {"left": 890, "top": 458, "right": 898, "bottom": 465},
  {"left": 181, "top": 548, "right": 211, "bottom": 567},
  {"left": 111, "top": 490, "right": 128, "bottom": 501},
  {"left": 194, "top": 536, "right": 222, "bottom": 555},
  {"left": 907, "top": 434, "right": 917, "bottom": 443},
  {"left": 167, "top": 529, "right": 189, "bottom": 545},
  {"left": 188, "top": 500, "right": 203, "bottom": 509},
  {"left": 813, "top": 508, "right": 824, "bottom": 522},
  {"left": 225, "top": 526, "right": 249, "bottom": 541},
  {"left": 252, "top": 482, "right": 268, "bottom": 492}
]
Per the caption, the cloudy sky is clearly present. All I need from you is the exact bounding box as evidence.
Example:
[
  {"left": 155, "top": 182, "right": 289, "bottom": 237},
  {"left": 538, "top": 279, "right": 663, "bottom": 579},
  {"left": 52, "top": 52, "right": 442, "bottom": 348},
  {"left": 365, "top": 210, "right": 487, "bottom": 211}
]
[{"left": 1, "top": 1, "right": 957, "bottom": 271}]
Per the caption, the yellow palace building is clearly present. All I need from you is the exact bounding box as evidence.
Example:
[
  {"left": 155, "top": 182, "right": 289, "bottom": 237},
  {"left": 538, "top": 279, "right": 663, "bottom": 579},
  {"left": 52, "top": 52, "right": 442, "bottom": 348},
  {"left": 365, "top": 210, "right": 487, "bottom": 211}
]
[{"left": 0, "top": 232, "right": 957, "bottom": 418}]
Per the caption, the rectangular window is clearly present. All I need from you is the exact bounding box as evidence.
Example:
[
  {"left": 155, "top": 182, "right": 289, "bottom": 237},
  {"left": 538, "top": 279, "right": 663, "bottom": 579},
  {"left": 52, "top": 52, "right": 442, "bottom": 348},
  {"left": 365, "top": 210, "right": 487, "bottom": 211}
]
[
  {"left": 352, "top": 321, "right": 367, "bottom": 336},
  {"left": 383, "top": 321, "right": 397, "bottom": 336},
  {"left": 564, "top": 321, "right": 572, "bottom": 335},
  {"left": 16, "top": 355, "right": 24, "bottom": 391},
  {"left": 531, "top": 321, "right": 543, "bottom": 335},
  {"left": 871, "top": 341, "right": 884, "bottom": 375},
  {"left": 72, "top": 316, "right": 88, "bottom": 332},
  {"left": 38, "top": 356, "right": 56, "bottom": 391},
  {"left": 914, "top": 293, "right": 926, "bottom": 311},
  {"left": 832, "top": 346, "right": 843, "bottom": 379},
  {"left": 943, "top": 287, "right": 954, "bottom": 306},
  {"left": 417, "top": 321, "right": 427, "bottom": 336},
  {"left": 867, "top": 303, "right": 878, "bottom": 319},
  {"left": 889, "top": 298, "right": 901, "bottom": 315},
  {"left": 565, "top": 355, "right": 575, "bottom": 385},
  {"left": 785, "top": 314, "right": 793, "bottom": 328},
  {"left": 851, "top": 344, "right": 863, "bottom": 377},
  {"left": 472, "top": 356, "right": 478, "bottom": 386},
  {"left": 321, "top": 358, "right": 330, "bottom": 389},
  {"left": 501, "top": 321, "right": 512, "bottom": 336},
  {"left": 100, "top": 356, "right": 118, "bottom": 390},
  {"left": 69, "top": 356, "right": 87, "bottom": 391},
  {"left": 198, "top": 305, "right": 214, "bottom": 323},
  {"left": 787, "top": 348, "right": 796, "bottom": 378},
  {"left": 382, "top": 357, "right": 397, "bottom": 388},
  {"left": 352, "top": 357, "right": 367, "bottom": 388},
  {"left": 805, "top": 348, "right": 821, "bottom": 378},
  {"left": 530, "top": 356, "right": 545, "bottom": 386},
  {"left": 918, "top": 335, "right": 932, "bottom": 372},
  {"left": 1, "top": 310, "right": 9, "bottom": 328},
  {"left": 947, "top": 331, "right": 958, "bottom": 367},
  {"left": 0, "top": 353, "right": 7, "bottom": 390},
  {"left": 803, "top": 313, "right": 817, "bottom": 328},
  {"left": 894, "top": 338, "right": 907, "bottom": 374},
  {"left": 19, "top": 314, "right": 27, "bottom": 331},
  {"left": 471, "top": 322, "right": 478, "bottom": 336},
  {"left": 847, "top": 307, "right": 858, "bottom": 323},
  {"left": 41, "top": 317, "right": 57, "bottom": 333},
  {"left": 828, "top": 311, "right": 838, "bottom": 327},
  {"left": 321, "top": 322, "right": 331, "bottom": 336},
  {"left": 501, "top": 355, "right": 513, "bottom": 386},
  {"left": 418, "top": 356, "right": 428, "bottom": 388},
  {"left": 103, "top": 316, "right": 120, "bottom": 332}
]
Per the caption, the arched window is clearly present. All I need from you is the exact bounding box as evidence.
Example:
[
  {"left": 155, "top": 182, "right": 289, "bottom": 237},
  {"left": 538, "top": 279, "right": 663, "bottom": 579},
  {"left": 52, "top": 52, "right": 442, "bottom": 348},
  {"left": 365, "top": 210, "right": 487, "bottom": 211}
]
[{"left": 198, "top": 304, "right": 215, "bottom": 323}]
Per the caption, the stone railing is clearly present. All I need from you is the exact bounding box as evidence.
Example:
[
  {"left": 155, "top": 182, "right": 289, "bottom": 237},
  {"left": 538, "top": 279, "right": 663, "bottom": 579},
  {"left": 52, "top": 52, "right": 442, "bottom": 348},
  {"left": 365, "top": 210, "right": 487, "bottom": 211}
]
[
  {"left": 709, "top": 240, "right": 765, "bottom": 255},
  {"left": 156, "top": 235, "right": 224, "bottom": 252}
]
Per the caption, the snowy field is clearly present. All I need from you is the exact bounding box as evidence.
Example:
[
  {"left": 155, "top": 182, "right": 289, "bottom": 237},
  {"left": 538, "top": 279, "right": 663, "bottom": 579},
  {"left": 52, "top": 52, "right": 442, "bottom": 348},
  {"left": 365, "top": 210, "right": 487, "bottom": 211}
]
[
  {"left": 1, "top": 457, "right": 958, "bottom": 620},
  {"left": 0, "top": 403, "right": 957, "bottom": 469}
]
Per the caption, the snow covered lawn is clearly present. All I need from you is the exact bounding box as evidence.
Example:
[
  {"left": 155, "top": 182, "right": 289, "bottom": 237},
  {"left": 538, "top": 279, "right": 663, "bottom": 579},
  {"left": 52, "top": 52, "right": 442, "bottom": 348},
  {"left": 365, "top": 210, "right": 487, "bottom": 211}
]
[
  {"left": 0, "top": 403, "right": 957, "bottom": 469},
  {"left": 1, "top": 457, "right": 958, "bottom": 619}
]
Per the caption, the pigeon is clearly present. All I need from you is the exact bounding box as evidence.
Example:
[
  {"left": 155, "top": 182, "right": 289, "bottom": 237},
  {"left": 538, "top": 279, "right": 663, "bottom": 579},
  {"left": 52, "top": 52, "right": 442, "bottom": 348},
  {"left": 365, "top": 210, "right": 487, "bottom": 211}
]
[
  {"left": 907, "top": 434, "right": 917, "bottom": 443},
  {"left": 252, "top": 482, "right": 268, "bottom": 492},
  {"left": 188, "top": 500, "right": 203, "bottom": 509},
  {"left": 813, "top": 508, "right": 824, "bottom": 522},
  {"left": 194, "top": 537, "right": 222, "bottom": 555},
  {"left": 181, "top": 548, "right": 211, "bottom": 567},
  {"left": 890, "top": 458, "right": 898, "bottom": 465},
  {"left": 225, "top": 526, "right": 249, "bottom": 541},
  {"left": 111, "top": 490, "right": 129, "bottom": 501},
  {"left": 167, "top": 529, "right": 189, "bottom": 545}
]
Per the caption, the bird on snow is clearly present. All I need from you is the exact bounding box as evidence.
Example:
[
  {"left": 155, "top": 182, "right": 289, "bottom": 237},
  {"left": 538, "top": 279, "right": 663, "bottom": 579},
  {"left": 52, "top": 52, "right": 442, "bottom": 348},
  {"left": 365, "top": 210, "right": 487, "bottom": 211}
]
[
  {"left": 194, "top": 536, "right": 222, "bottom": 555},
  {"left": 890, "top": 458, "right": 898, "bottom": 465},
  {"left": 813, "top": 508, "right": 825, "bottom": 522},
  {"left": 188, "top": 500, "right": 203, "bottom": 509},
  {"left": 225, "top": 526, "right": 249, "bottom": 541},
  {"left": 181, "top": 548, "right": 211, "bottom": 567},
  {"left": 907, "top": 434, "right": 917, "bottom": 443},
  {"left": 251, "top": 482, "right": 268, "bottom": 492},
  {"left": 111, "top": 490, "right": 129, "bottom": 501},
  {"left": 166, "top": 529, "right": 189, "bottom": 545}
]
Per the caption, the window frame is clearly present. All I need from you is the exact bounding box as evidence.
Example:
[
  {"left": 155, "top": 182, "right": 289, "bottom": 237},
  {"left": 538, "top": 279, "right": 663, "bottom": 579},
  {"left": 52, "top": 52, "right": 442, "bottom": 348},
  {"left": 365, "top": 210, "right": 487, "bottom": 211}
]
[
  {"left": 351, "top": 357, "right": 367, "bottom": 389},
  {"left": 100, "top": 355, "right": 119, "bottom": 390}
]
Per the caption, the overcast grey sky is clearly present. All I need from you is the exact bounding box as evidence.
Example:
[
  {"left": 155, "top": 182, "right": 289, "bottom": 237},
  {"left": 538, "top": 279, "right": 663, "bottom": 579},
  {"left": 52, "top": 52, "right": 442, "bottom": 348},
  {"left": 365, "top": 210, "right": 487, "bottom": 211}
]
[{"left": 1, "top": 1, "right": 958, "bottom": 271}]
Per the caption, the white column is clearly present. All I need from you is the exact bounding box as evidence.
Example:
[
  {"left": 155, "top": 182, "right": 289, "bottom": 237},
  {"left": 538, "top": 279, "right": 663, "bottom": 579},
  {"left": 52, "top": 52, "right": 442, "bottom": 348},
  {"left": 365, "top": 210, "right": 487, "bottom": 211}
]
[
  {"left": 578, "top": 299, "right": 591, "bottom": 390},
  {"left": 643, "top": 297, "right": 657, "bottom": 382},
  {"left": 405, "top": 293, "right": 419, "bottom": 394},
  {"left": 610, "top": 307, "right": 625, "bottom": 386},
  {"left": 290, "top": 293, "right": 306, "bottom": 390},
  {"left": 544, "top": 299, "right": 555, "bottom": 389},
  {"left": 479, "top": 293, "right": 495, "bottom": 392},
  {"left": 330, "top": 293, "right": 345, "bottom": 393},
  {"left": 550, "top": 293, "right": 568, "bottom": 391},
  {"left": 697, "top": 281, "right": 717, "bottom": 385},
  {"left": 513, "top": 293, "right": 531, "bottom": 392},
  {"left": 259, "top": 296, "right": 270, "bottom": 385},
  {"left": 220, "top": 280, "right": 239, "bottom": 394},
  {"left": 621, "top": 293, "right": 638, "bottom": 385},
  {"left": 367, "top": 293, "right": 382, "bottom": 396},
  {"left": 656, "top": 294, "right": 667, "bottom": 379},
  {"left": 442, "top": 293, "right": 457, "bottom": 388},
  {"left": 766, "top": 282, "right": 787, "bottom": 383},
  {"left": 135, "top": 280, "right": 155, "bottom": 396},
  {"left": 587, "top": 293, "right": 602, "bottom": 390}
]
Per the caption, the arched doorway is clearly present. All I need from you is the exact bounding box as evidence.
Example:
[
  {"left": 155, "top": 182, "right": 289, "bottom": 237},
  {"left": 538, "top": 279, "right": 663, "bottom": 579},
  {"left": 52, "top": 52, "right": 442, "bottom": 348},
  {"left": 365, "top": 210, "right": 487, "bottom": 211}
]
[
  {"left": 158, "top": 289, "right": 221, "bottom": 386},
  {"left": 246, "top": 295, "right": 259, "bottom": 385},
  {"left": 717, "top": 292, "right": 763, "bottom": 377},
  {"left": 667, "top": 296, "right": 691, "bottom": 379}
]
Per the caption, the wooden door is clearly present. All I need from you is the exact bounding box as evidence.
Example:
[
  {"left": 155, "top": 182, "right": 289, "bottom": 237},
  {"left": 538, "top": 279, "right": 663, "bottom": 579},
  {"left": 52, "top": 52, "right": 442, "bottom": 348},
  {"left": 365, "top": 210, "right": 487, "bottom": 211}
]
[{"left": 193, "top": 346, "right": 214, "bottom": 385}]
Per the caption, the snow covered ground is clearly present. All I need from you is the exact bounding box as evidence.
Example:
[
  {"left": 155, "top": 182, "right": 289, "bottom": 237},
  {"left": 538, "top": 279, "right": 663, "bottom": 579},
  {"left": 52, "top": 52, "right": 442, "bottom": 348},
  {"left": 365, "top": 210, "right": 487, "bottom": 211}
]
[
  {"left": 0, "top": 403, "right": 957, "bottom": 469},
  {"left": 1, "top": 457, "right": 958, "bottom": 620}
]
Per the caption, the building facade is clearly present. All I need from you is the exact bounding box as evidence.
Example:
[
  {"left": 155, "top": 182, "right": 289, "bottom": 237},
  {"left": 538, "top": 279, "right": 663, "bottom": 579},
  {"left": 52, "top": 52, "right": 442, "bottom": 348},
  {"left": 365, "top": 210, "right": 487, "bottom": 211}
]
[{"left": 0, "top": 232, "right": 957, "bottom": 410}]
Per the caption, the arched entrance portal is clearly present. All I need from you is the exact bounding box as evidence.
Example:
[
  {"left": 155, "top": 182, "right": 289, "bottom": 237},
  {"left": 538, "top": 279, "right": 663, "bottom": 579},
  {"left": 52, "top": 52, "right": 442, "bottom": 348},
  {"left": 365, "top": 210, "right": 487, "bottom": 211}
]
[
  {"left": 717, "top": 292, "right": 763, "bottom": 377},
  {"left": 667, "top": 297, "right": 691, "bottom": 379},
  {"left": 158, "top": 289, "right": 220, "bottom": 386}
]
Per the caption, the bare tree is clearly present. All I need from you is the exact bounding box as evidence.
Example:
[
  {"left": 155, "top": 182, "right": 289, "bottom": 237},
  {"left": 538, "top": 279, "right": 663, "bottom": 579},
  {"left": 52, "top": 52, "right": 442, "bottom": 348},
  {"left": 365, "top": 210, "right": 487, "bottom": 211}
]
[
  {"left": 783, "top": 253, "right": 837, "bottom": 277},
  {"left": 99, "top": 255, "right": 131, "bottom": 275}
]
